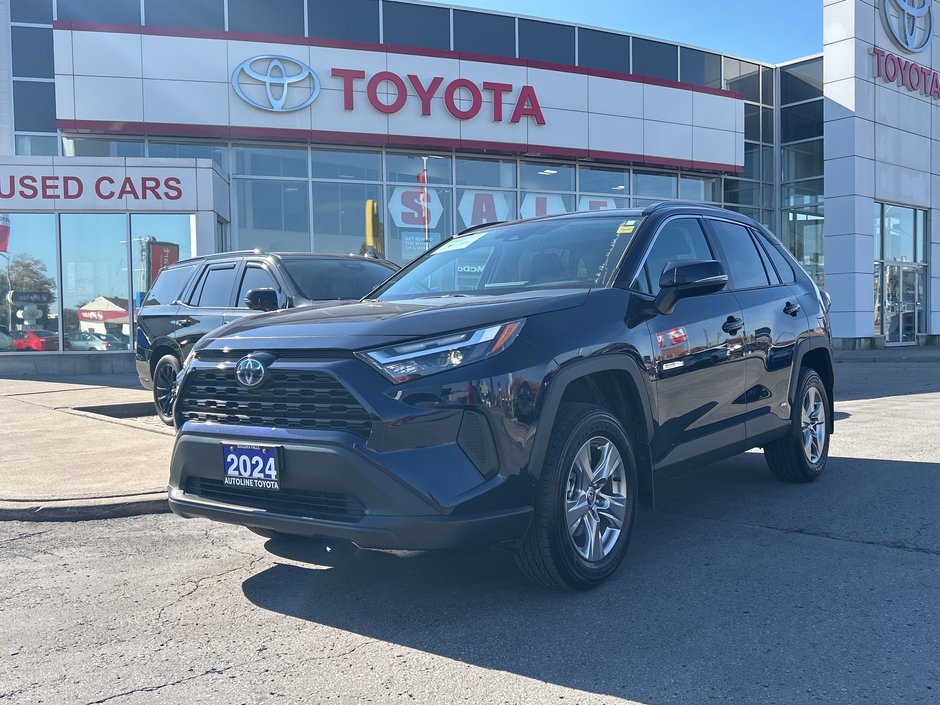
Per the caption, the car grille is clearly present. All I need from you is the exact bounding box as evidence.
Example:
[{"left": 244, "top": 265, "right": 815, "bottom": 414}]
[
  {"left": 177, "top": 367, "right": 372, "bottom": 436},
  {"left": 184, "top": 477, "right": 366, "bottom": 523}
]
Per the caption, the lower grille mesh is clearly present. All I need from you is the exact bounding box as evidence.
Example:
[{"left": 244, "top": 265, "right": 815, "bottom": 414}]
[{"left": 183, "top": 477, "right": 366, "bottom": 523}]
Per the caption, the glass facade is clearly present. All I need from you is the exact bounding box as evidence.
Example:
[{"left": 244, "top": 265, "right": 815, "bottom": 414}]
[
  {"left": 1, "top": 213, "right": 195, "bottom": 353},
  {"left": 874, "top": 203, "right": 929, "bottom": 344},
  {"left": 779, "top": 57, "right": 824, "bottom": 286}
]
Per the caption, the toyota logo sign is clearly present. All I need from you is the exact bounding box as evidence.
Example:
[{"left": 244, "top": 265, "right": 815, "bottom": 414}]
[
  {"left": 882, "top": 0, "right": 934, "bottom": 53},
  {"left": 231, "top": 55, "right": 321, "bottom": 112},
  {"left": 235, "top": 356, "right": 267, "bottom": 388}
]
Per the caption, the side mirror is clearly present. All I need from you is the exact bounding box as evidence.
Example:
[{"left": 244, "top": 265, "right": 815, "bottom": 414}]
[
  {"left": 654, "top": 260, "right": 728, "bottom": 315},
  {"left": 244, "top": 288, "right": 280, "bottom": 312}
]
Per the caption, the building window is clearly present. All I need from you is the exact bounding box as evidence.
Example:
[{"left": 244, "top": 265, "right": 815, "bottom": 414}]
[
  {"left": 633, "top": 171, "right": 676, "bottom": 201},
  {"left": 520, "top": 161, "right": 574, "bottom": 192},
  {"left": 386, "top": 153, "right": 452, "bottom": 185},
  {"left": 518, "top": 19, "right": 575, "bottom": 65},
  {"left": 874, "top": 203, "right": 929, "bottom": 343},
  {"left": 781, "top": 101, "right": 824, "bottom": 142},
  {"left": 632, "top": 38, "right": 678, "bottom": 81},
  {"left": 130, "top": 214, "right": 195, "bottom": 317},
  {"left": 15, "top": 134, "right": 59, "bottom": 156},
  {"left": 149, "top": 142, "right": 228, "bottom": 172},
  {"left": 761, "top": 66, "right": 774, "bottom": 105},
  {"left": 383, "top": 1, "right": 450, "bottom": 50},
  {"left": 456, "top": 157, "right": 517, "bottom": 189},
  {"left": 234, "top": 145, "right": 308, "bottom": 178},
  {"left": 782, "top": 140, "right": 823, "bottom": 182},
  {"left": 57, "top": 0, "right": 141, "bottom": 24},
  {"left": 62, "top": 137, "right": 145, "bottom": 158},
  {"left": 578, "top": 29, "right": 630, "bottom": 74},
  {"left": 60, "top": 214, "right": 131, "bottom": 349},
  {"left": 312, "top": 182, "right": 385, "bottom": 256},
  {"left": 680, "top": 47, "right": 721, "bottom": 89},
  {"left": 723, "top": 58, "right": 761, "bottom": 102},
  {"left": 228, "top": 0, "right": 304, "bottom": 36},
  {"left": 144, "top": 0, "right": 224, "bottom": 30},
  {"left": 12, "top": 0, "right": 53, "bottom": 24},
  {"left": 781, "top": 58, "right": 823, "bottom": 104},
  {"left": 12, "top": 27, "right": 54, "bottom": 79},
  {"left": 308, "top": 0, "right": 379, "bottom": 43},
  {"left": 312, "top": 148, "right": 382, "bottom": 182},
  {"left": 0, "top": 214, "right": 58, "bottom": 350},
  {"left": 386, "top": 185, "right": 454, "bottom": 263},
  {"left": 234, "top": 180, "right": 311, "bottom": 252},
  {"left": 12, "top": 81, "right": 56, "bottom": 133},
  {"left": 680, "top": 175, "right": 720, "bottom": 203},
  {"left": 453, "top": 10, "right": 515, "bottom": 57},
  {"left": 579, "top": 165, "right": 629, "bottom": 196}
]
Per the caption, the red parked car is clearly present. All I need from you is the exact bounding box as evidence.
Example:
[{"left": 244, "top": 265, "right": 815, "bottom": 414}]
[{"left": 10, "top": 330, "right": 59, "bottom": 351}]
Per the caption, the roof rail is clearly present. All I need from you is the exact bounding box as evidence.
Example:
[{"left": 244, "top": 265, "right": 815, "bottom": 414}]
[
  {"left": 641, "top": 201, "right": 726, "bottom": 215},
  {"left": 455, "top": 221, "right": 505, "bottom": 236}
]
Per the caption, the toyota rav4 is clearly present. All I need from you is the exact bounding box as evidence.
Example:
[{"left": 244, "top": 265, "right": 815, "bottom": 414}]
[{"left": 168, "top": 204, "right": 834, "bottom": 590}]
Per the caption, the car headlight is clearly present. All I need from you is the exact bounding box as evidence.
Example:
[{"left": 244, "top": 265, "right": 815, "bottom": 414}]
[{"left": 356, "top": 319, "right": 525, "bottom": 384}]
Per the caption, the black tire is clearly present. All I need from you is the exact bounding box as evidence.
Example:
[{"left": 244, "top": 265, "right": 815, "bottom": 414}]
[
  {"left": 764, "top": 367, "right": 830, "bottom": 483},
  {"left": 514, "top": 403, "right": 638, "bottom": 590},
  {"left": 152, "top": 354, "right": 181, "bottom": 426}
]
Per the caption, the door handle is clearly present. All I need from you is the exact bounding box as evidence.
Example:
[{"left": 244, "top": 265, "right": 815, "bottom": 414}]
[
  {"left": 784, "top": 301, "right": 801, "bottom": 317},
  {"left": 722, "top": 316, "right": 744, "bottom": 334},
  {"left": 171, "top": 317, "right": 196, "bottom": 327}
]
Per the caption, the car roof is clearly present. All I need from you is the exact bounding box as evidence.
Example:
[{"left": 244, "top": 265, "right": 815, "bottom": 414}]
[
  {"left": 447, "top": 202, "right": 757, "bottom": 238},
  {"left": 168, "top": 251, "right": 398, "bottom": 269}
]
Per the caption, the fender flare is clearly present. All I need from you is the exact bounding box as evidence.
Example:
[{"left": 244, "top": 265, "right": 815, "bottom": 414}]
[
  {"left": 788, "top": 335, "right": 835, "bottom": 433},
  {"left": 527, "top": 355, "right": 655, "bottom": 500}
]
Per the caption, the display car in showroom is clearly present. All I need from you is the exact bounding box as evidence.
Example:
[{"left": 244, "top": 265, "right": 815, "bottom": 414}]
[
  {"left": 135, "top": 252, "right": 398, "bottom": 423},
  {"left": 166, "top": 204, "right": 834, "bottom": 590}
]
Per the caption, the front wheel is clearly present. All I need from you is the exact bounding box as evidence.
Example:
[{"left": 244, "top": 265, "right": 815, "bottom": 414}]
[
  {"left": 763, "top": 367, "right": 830, "bottom": 482},
  {"left": 152, "top": 354, "right": 181, "bottom": 426},
  {"left": 514, "top": 403, "right": 637, "bottom": 590}
]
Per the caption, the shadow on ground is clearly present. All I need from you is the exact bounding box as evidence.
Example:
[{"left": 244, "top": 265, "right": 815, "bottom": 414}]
[{"left": 243, "top": 453, "right": 940, "bottom": 705}]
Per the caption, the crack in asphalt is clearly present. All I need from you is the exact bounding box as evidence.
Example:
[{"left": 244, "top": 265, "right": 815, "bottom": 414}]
[
  {"left": 80, "top": 665, "right": 237, "bottom": 705},
  {"left": 658, "top": 509, "right": 940, "bottom": 557},
  {"left": 0, "top": 531, "right": 48, "bottom": 545}
]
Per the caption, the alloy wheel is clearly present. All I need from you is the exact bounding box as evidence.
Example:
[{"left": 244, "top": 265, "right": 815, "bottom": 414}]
[
  {"left": 564, "top": 436, "right": 628, "bottom": 562},
  {"left": 801, "top": 386, "right": 826, "bottom": 464}
]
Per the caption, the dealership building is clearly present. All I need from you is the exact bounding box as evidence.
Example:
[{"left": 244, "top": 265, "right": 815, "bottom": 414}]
[{"left": 0, "top": 0, "right": 937, "bottom": 369}]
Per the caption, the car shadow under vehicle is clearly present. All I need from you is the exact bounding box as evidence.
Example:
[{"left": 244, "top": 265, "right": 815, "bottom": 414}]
[{"left": 241, "top": 452, "right": 940, "bottom": 705}]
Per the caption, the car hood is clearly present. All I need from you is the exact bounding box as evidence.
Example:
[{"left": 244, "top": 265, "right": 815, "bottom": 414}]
[{"left": 199, "top": 289, "right": 590, "bottom": 352}]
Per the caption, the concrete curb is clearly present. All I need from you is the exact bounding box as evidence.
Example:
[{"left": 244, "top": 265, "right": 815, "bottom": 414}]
[{"left": 0, "top": 493, "right": 170, "bottom": 522}]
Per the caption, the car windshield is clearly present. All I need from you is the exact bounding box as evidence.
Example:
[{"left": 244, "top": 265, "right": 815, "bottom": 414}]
[
  {"left": 372, "top": 215, "right": 642, "bottom": 301},
  {"left": 280, "top": 258, "right": 397, "bottom": 301}
]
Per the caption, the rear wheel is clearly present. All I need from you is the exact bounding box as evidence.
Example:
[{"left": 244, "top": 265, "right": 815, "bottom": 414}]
[
  {"left": 514, "top": 403, "right": 637, "bottom": 590},
  {"left": 764, "top": 367, "right": 830, "bottom": 482},
  {"left": 152, "top": 354, "right": 181, "bottom": 426}
]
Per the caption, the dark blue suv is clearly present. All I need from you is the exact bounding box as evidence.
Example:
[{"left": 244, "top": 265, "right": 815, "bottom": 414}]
[{"left": 167, "top": 204, "right": 834, "bottom": 590}]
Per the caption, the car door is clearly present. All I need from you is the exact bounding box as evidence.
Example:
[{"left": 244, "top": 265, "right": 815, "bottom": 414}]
[
  {"left": 175, "top": 261, "right": 240, "bottom": 358},
  {"left": 136, "top": 262, "right": 200, "bottom": 356},
  {"left": 703, "top": 217, "right": 799, "bottom": 443},
  {"left": 632, "top": 216, "right": 748, "bottom": 471},
  {"left": 224, "top": 260, "right": 285, "bottom": 325}
]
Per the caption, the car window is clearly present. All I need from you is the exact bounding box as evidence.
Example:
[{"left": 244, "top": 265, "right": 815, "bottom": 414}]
[
  {"left": 281, "top": 259, "right": 397, "bottom": 300},
  {"left": 753, "top": 229, "right": 796, "bottom": 284},
  {"left": 143, "top": 264, "right": 198, "bottom": 306},
  {"left": 750, "top": 229, "right": 782, "bottom": 285},
  {"left": 237, "top": 265, "right": 279, "bottom": 307},
  {"left": 373, "top": 216, "right": 641, "bottom": 300},
  {"left": 708, "top": 219, "right": 770, "bottom": 290},
  {"left": 191, "top": 265, "right": 238, "bottom": 307},
  {"left": 632, "top": 217, "right": 713, "bottom": 295}
]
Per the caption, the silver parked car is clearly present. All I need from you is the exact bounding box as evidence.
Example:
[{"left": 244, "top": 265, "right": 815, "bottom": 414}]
[{"left": 65, "top": 332, "right": 111, "bottom": 351}]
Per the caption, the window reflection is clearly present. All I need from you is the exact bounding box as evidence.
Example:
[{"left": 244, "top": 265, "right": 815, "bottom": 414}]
[
  {"left": 60, "top": 214, "right": 130, "bottom": 349},
  {"left": 131, "top": 214, "right": 195, "bottom": 318},
  {"left": 0, "top": 214, "right": 58, "bottom": 351}
]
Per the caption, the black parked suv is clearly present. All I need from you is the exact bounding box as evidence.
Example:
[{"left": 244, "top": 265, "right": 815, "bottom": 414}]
[
  {"left": 136, "top": 252, "right": 398, "bottom": 422},
  {"left": 168, "top": 205, "right": 834, "bottom": 589}
]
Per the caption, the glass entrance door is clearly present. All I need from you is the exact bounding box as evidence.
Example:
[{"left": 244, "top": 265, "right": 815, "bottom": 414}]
[{"left": 883, "top": 265, "right": 918, "bottom": 345}]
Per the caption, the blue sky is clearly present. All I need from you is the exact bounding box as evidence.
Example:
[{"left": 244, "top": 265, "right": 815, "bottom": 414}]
[{"left": 442, "top": 0, "right": 823, "bottom": 64}]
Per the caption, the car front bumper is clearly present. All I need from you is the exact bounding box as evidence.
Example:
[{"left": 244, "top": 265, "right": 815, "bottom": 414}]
[{"left": 168, "top": 430, "right": 532, "bottom": 550}]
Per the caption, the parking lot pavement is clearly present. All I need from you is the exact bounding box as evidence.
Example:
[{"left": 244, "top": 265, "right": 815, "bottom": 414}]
[
  {"left": 1, "top": 360, "right": 938, "bottom": 704},
  {"left": 0, "top": 375, "right": 172, "bottom": 520}
]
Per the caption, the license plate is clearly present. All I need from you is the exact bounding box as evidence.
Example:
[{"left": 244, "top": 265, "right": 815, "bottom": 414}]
[{"left": 222, "top": 444, "right": 280, "bottom": 490}]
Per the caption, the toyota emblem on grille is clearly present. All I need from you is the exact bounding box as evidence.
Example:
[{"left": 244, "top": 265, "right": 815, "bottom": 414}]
[
  {"left": 235, "top": 356, "right": 267, "bottom": 388},
  {"left": 231, "top": 55, "right": 321, "bottom": 112}
]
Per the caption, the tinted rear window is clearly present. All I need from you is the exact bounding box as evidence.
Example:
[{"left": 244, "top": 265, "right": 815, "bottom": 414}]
[
  {"left": 281, "top": 259, "right": 395, "bottom": 300},
  {"left": 143, "top": 264, "right": 197, "bottom": 306}
]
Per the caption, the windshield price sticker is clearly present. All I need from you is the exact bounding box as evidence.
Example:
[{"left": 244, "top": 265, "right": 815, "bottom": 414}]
[
  {"left": 616, "top": 220, "right": 637, "bottom": 235},
  {"left": 437, "top": 231, "right": 488, "bottom": 252}
]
